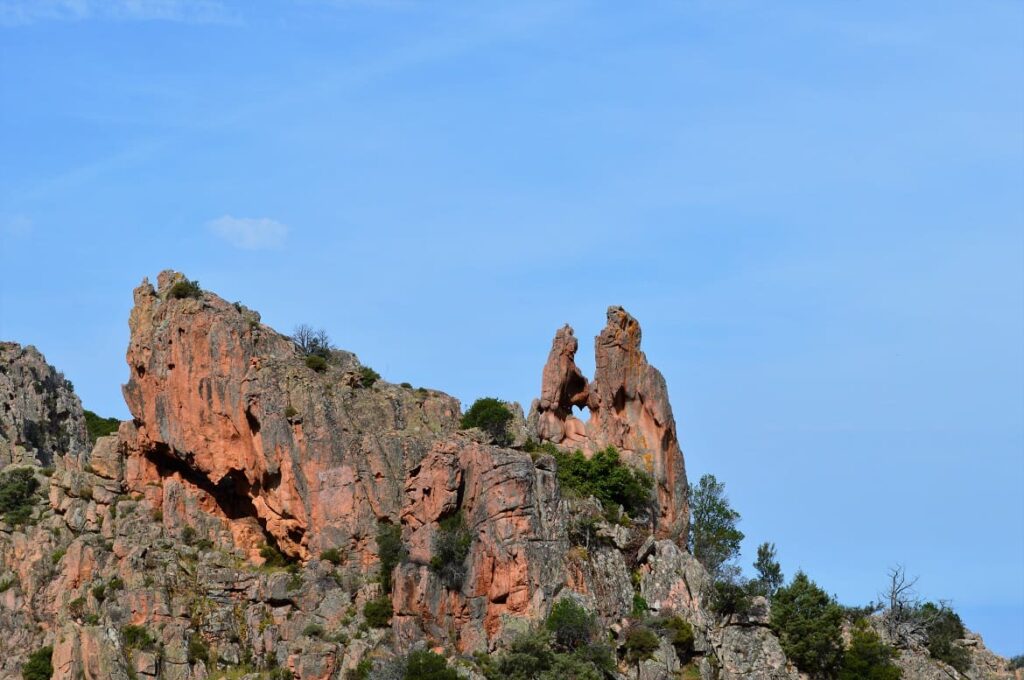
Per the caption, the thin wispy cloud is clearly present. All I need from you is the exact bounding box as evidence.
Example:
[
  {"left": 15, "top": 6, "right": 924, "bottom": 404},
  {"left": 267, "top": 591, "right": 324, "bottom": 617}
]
[
  {"left": 0, "top": 0, "right": 235, "bottom": 26},
  {"left": 207, "top": 215, "right": 288, "bottom": 250}
]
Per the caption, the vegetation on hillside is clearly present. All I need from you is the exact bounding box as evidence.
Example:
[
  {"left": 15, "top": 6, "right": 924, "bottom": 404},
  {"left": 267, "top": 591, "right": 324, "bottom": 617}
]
[
  {"left": 0, "top": 467, "right": 38, "bottom": 526},
  {"left": 460, "top": 397, "right": 513, "bottom": 445},
  {"left": 83, "top": 409, "right": 119, "bottom": 443}
]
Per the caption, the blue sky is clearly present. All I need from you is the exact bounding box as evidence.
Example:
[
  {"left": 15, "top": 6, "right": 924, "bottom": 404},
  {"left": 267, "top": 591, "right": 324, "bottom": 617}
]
[{"left": 1, "top": 0, "right": 1022, "bottom": 656}]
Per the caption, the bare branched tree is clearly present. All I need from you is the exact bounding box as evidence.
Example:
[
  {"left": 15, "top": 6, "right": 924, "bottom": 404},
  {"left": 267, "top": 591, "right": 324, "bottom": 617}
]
[
  {"left": 292, "top": 324, "right": 333, "bottom": 359},
  {"left": 880, "top": 565, "right": 945, "bottom": 648}
]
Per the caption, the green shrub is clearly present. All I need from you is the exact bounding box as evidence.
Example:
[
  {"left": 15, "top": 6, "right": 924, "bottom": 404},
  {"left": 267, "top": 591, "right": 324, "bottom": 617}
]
[
  {"left": 91, "top": 583, "right": 106, "bottom": 602},
  {"left": 259, "top": 543, "right": 288, "bottom": 568},
  {"left": 187, "top": 634, "right": 210, "bottom": 665},
  {"left": 631, "top": 593, "right": 649, "bottom": 617},
  {"left": 0, "top": 467, "right": 38, "bottom": 526},
  {"left": 169, "top": 278, "right": 202, "bottom": 300},
  {"left": 687, "top": 473, "right": 744, "bottom": 578},
  {"left": 22, "top": 645, "right": 53, "bottom": 680},
  {"left": 552, "top": 446, "right": 653, "bottom": 516},
  {"left": 376, "top": 521, "right": 405, "bottom": 592},
  {"left": 920, "top": 602, "right": 970, "bottom": 673},
  {"left": 486, "top": 629, "right": 555, "bottom": 679},
  {"left": 400, "top": 382, "right": 413, "bottom": 389},
  {"left": 182, "top": 526, "right": 196, "bottom": 544},
  {"left": 430, "top": 511, "right": 472, "bottom": 590},
  {"left": 483, "top": 628, "right": 609, "bottom": 680},
  {"left": 364, "top": 596, "right": 393, "bottom": 628},
  {"left": 0, "top": 576, "right": 15, "bottom": 592},
  {"left": 460, "top": 397, "right": 513, "bottom": 446},
  {"left": 1010, "top": 655, "right": 1024, "bottom": 670},
  {"left": 405, "top": 649, "right": 458, "bottom": 680},
  {"left": 83, "top": 410, "right": 119, "bottom": 443},
  {"left": 302, "top": 623, "right": 325, "bottom": 638},
  {"left": 545, "top": 598, "right": 596, "bottom": 651},
  {"left": 284, "top": 405, "right": 298, "bottom": 419},
  {"left": 121, "top": 624, "right": 156, "bottom": 650},
  {"left": 770, "top": 572, "right": 844, "bottom": 678},
  {"left": 624, "top": 625, "right": 660, "bottom": 663},
  {"left": 652, "top": 614, "right": 695, "bottom": 660},
  {"left": 321, "top": 548, "right": 344, "bottom": 565},
  {"left": 358, "top": 366, "right": 381, "bottom": 387},
  {"left": 50, "top": 548, "right": 66, "bottom": 565},
  {"left": 709, "top": 578, "right": 754, "bottom": 617},
  {"left": 305, "top": 355, "right": 328, "bottom": 372},
  {"left": 839, "top": 619, "right": 902, "bottom": 680},
  {"left": 347, "top": 659, "right": 373, "bottom": 680}
]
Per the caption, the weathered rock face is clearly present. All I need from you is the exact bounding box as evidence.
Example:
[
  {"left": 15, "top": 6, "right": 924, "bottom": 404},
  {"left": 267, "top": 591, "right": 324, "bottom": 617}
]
[
  {"left": 530, "top": 307, "right": 690, "bottom": 543},
  {"left": 2, "top": 274, "right": 1017, "bottom": 680},
  {"left": 0, "top": 341, "right": 88, "bottom": 468},
  {"left": 122, "top": 271, "right": 461, "bottom": 560}
]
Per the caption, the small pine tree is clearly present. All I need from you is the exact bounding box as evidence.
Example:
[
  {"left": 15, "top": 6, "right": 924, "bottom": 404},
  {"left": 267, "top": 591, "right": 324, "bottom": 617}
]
[
  {"left": 687, "top": 473, "right": 744, "bottom": 578},
  {"left": 753, "top": 542, "right": 784, "bottom": 597},
  {"left": 545, "top": 599, "right": 596, "bottom": 651},
  {"left": 770, "top": 572, "right": 844, "bottom": 678}
]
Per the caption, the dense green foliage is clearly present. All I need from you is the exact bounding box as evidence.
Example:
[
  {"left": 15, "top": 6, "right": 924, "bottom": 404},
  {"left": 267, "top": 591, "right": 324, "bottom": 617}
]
[
  {"left": 168, "top": 278, "right": 202, "bottom": 300},
  {"left": 753, "top": 542, "right": 784, "bottom": 597},
  {"left": 22, "top": 645, "right": 53, "bottom": 680},
  {"left": 770, "top": 572, "right": 844, "bottom": 678},
  {"left": 405, "top": 650, "right": 458, "bottom": 680},
  {"left": 838, "top": 620, "right": 902, "bottom": 680},
  {"left": 430, "top": 511, "right": 472, "bottom": 589},
  {"left": 358, "top": 366, "right": 381, "bottom": 387},
  {"left": 688, "top": 473, "right": 744, "bottom": 578},
  {"left": 708, "top": 577, "right": 753, "bottom": 617},
  {"left": 482, "top": 629, "right": 610, "bottom": 680},
  {"left": 321, "top": 548, "right": 343, "bottom": 565},
  {"left": 305, "top": 355, "right": 328, "bottom": 372},
  {"left": 376, "top": 521, "right": 405, "bottom": 592},
  {"left": 347, "top": 659, "right": 373, "bottom": 680},
  {"left": 83, "top": 409, "right": 119, "bottom": 443},
  {"left": 460, "top": 397, "right": 513, "bottom": 445},
  {"left": 364, "top": 596, "right": 393, "bottom": 628},
  {"left": 650, "top": 614, "right": 695, "bottom": 661},
  {"left": 545, "top": 599, "right": 596, "bottom": 651},
  {"left": 187, "top": 635, "right": 210, "bottom": 664},
  {"left": 121, "top": 624, "right": 156, "bottom": 650},
  {"left": 551, "top": 446, "right": 653, "bottom": 517},
  {"left": 624, "top": 625, "right": 660, "bottom": 663},
  {"left": 0, "top": 467, "right": 38, "bottom": 526},
  {"left": 482, "top": 600, "right": 612, "bottom": 680},
  {"left": 259, "top": 543, "right": 289, "bottom": 568},
  {"left": 920, "top": 602, "right": 970, "bottom": 672}
]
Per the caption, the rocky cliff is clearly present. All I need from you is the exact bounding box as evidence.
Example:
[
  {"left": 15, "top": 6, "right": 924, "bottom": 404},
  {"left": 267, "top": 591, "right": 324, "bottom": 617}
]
[
  {"left": 0, "top": 342, "right": 88, "bottom": 468},
  {"left": 528, "top": 308, "right": 689, "bottom": 543},
  {"left": 0, "top": 271, "right": 1016, "bottom": 680}
]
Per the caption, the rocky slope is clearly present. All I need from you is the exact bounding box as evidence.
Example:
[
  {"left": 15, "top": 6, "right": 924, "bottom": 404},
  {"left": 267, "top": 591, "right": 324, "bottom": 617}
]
[
  {"left": 0, "top": 342, "right": 88, "bottom": 468},
  {"left": 0, "top": 271, "right": 1016, "bottom": 680}
]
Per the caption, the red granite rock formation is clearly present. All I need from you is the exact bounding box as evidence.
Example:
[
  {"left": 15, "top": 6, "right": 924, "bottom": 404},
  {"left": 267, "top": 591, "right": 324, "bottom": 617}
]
[
  {"left": 122, "top": 271, "right": 461, "bottom": 561},
  {"left": 530, "top": 306, "right": 690, "bottom": 543}
]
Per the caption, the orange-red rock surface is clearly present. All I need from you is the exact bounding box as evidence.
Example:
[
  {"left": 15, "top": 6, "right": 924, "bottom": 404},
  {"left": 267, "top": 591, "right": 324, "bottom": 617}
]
[{"left": 530, "top": 306, "right": 690, "bottom": 543}]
